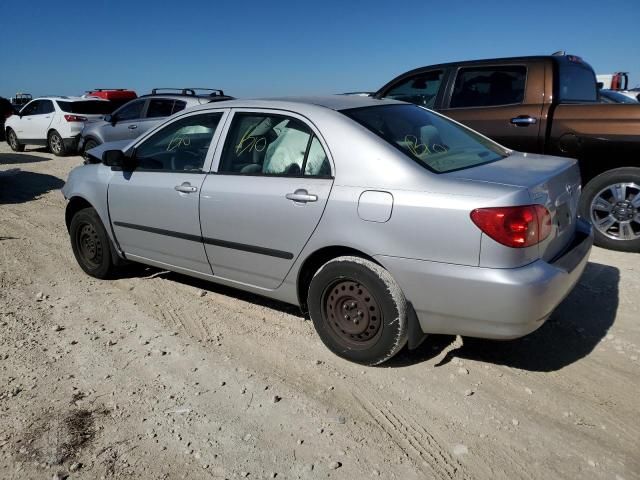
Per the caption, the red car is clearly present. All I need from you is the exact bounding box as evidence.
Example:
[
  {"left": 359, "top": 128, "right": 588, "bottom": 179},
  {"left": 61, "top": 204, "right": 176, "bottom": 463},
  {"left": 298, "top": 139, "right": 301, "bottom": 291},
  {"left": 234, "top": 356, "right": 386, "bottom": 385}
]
[{"left": 84, "top": 89, "right": 137, "bottom": 112}]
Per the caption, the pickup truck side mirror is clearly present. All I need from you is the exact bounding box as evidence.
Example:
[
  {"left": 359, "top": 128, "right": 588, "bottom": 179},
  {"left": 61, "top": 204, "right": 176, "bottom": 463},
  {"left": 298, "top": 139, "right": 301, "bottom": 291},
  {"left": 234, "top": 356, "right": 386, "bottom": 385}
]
[{"left": 102, "top": 150, "right": 136, "bottom": 171}]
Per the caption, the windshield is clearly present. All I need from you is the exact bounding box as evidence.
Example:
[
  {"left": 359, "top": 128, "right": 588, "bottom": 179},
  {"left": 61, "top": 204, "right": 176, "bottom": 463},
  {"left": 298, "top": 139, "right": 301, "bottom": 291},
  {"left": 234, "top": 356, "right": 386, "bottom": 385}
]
[
  {"left": 342, "top": 104, "right": 509, "bottom": 173},
  {"left": 57, "top": 100, "right": 113, "bottom": 115}
]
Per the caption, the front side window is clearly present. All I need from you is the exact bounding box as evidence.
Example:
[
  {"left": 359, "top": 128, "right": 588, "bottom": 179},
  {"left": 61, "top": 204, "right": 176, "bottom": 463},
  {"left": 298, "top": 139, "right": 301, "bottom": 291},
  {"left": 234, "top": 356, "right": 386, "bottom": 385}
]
[
  {"left": 219, "top": 113, "right": 331, "bottom": 176},
  {"left": 20, "top": 101, "right": 40, "bottom": 116},
  {"left": 383, "top": 70, "right": 443, "bottom": 108},
  {"left": 134, "top": 112, "right": 223, "bottom": 172},
  {"left": 343, "top": 104, "right": 508, "bottom": 173},
  {"left": 115, "top": 100, "right": 145, "bottom": 121},
  {"left": 450, "top": 66, "right": 526, "bottom": 108},
  {"left": 146, "top": 99, "right": 176, "bottom": 118}
]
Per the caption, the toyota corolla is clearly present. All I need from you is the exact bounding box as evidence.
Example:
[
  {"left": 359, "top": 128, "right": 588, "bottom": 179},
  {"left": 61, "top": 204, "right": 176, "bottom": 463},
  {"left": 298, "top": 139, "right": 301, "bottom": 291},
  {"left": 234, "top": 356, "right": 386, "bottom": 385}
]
[{"left": 62, "top": 96, "right": 592, "bottom": 365}]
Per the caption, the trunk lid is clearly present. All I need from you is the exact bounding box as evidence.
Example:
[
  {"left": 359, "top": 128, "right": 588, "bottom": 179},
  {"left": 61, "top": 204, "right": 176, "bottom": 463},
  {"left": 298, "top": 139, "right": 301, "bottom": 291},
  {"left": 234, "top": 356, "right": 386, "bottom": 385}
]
[{"left": 447, "top": 151, "right": 582, "bottom": 261}]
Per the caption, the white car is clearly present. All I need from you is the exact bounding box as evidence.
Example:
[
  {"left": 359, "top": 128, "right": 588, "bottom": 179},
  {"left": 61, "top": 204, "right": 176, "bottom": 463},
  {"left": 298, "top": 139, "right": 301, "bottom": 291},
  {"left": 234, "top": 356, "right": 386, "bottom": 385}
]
[{"left": 4, "top": 96, "right": 112, "bottom": 156}]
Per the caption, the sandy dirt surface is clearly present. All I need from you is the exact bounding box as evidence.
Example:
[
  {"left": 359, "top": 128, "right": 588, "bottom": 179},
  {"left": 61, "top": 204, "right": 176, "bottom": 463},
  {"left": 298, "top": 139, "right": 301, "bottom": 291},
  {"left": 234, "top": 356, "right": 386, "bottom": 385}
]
[{"left": 1, "top": 143, "right": 639, "bottom": 480}]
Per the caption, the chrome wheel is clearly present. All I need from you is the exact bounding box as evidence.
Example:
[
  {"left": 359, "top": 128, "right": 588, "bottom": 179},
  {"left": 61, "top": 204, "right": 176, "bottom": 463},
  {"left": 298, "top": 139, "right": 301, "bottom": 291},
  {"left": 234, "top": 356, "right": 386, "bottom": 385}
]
[
  {"left": 322, "top": 279, "right": 383, "bottom": 349},
  {"left": 590, "top": 182, "right": 640, "bottom": 241},
  {"left": 49, "top": 133, "right": 62, "bottom": 154},
  {"left": 8, "top": 130, "right": 18, "bottom": 149}
]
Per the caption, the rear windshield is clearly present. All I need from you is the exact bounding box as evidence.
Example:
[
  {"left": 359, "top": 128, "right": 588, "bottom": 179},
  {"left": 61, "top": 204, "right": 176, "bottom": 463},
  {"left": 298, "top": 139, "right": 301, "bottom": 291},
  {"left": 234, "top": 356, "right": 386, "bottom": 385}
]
[
  {"left": 556, "top": 60, "right": 598, "bottom": 102},
  {"left": 342, "top": 104, "right": 509, "bottom": 173},
  {"left": 56, "top": 100, "right": 113, "bottom": 114}
]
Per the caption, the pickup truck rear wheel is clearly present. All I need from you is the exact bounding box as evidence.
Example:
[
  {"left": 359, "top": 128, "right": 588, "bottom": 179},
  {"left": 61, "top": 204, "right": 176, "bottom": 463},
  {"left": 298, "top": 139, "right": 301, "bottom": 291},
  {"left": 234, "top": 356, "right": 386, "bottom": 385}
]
[
  {"left": 70, "top": 207, "right": 116, "bottom": 279},
  {"left": 580, "top": 167, "right": 640, "bottom": 252},
  {"left": 6, "top": 129, "right": 25, "bottom": 152},
  {"left": 307, "top": 256, "right": 409, "bottom": 365}
]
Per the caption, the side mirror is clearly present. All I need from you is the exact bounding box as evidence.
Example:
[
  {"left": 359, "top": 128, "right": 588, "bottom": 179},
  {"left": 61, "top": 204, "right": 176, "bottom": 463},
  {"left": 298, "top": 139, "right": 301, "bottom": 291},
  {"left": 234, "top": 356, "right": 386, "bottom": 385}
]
[
  {"left": 102, "top": 150, "right": 136, "bottom": 171},
  {"left": 103, "top": 114, "right": 112, "bottom": 123}
]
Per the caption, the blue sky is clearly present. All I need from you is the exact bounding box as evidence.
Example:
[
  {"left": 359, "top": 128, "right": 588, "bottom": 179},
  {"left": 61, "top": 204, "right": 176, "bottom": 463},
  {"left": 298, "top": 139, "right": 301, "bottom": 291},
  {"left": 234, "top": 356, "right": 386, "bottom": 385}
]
[{"left": 2, "top": 0, "right": 639, "bottom": 98}]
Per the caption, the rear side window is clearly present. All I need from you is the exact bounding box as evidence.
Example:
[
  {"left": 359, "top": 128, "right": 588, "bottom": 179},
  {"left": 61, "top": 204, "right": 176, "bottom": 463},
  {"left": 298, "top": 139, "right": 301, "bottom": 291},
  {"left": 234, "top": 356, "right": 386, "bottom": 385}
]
[
  {"left": 450, "top": 66, "right": 526, "bottom": 108},
  {"left": 173, "top": 101, "right": 187, "bottom": 114},
  {"left": 383, "top": 70, "right": 443, "bottom": 108},
  {"left": 57, "top": 100, "right": 112, "bottom": 114},
  {"left": 343, "top": 104, "right": 508, "bottom": 173},
  {"left": 146, "top": 99, "right": 175, "bottom": 118},
  {"left": 38, "top": 100, "right": 55, "bottom": 114},
  {"left": 219, "top": 113, "right": 331, "bottom": 177},
  {"left": 556, "top": 61, "right": 597, "bottom": 102}
]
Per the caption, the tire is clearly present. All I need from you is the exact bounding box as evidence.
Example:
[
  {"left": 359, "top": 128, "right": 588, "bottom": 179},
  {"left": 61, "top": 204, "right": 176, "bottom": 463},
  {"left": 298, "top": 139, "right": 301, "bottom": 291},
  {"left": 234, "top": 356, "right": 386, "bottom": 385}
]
[
  {"left": 6, "top": 128, "right": 25, "bottom": 152},
  {"left": 48, "top": 130, "right": 66, "bottom": 156},
  {"left": 308, "top": 256, "right": 408, "bottom": 365},
  {"left": 83, "top": 138, "right": 99, "bottom": 155},
  {"left": 69, "top": 207, "right": 116, "bottom": 279},
  {"left": 579, "top": 167, "right": 640, "bottom": 252}
]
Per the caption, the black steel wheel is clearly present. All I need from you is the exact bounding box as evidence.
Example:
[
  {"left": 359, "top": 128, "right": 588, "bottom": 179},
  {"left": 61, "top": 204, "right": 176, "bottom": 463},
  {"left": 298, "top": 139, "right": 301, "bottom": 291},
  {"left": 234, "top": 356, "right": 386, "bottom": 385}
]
[
  {"left": 308, "top": 256, "right": 408, "bottom": 365},
  {"left": 69, "top": 207, "right": 116, "bottom": 278}
]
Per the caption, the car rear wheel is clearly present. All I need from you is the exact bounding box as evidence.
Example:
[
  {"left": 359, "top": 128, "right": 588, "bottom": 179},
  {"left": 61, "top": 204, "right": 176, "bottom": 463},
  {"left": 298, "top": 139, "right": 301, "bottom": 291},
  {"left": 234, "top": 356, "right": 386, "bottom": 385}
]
[
  {"left": 308, "top": 256, "right": 408, "bottom": 365},
  {"left": 580, "top": 167, "right": 640, "bottom": 252},
  {"left": 6, "top": 129, "right": 25, "bottom": 152},
  {"left": 48, "top": 130, "right": 66, "bottom": 156},
  {"left": 69, "top": 207, "right": 116, "bottom": 279}
]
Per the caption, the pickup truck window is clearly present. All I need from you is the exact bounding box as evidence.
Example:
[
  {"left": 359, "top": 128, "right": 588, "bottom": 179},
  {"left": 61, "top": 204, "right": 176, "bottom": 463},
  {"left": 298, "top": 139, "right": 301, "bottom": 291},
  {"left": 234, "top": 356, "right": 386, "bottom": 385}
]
[
  {"left": 557, "top": 62, "right": 597, "bottom": 102},
  {"left": 383, "top": 70, "right": 443, "bottom": 108},
  {"left": 450, "top": 66, "right": 526, "bottom": 108},
  {"left": 344, "top": 104, "right": 508, "bottom": 173}
]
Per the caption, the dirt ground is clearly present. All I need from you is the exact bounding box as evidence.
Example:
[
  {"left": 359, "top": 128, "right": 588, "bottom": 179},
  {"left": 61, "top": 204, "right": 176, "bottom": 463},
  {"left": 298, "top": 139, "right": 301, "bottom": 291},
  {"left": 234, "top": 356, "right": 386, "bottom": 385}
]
[{"left": 0, "top": 142, "right": 638, "bottom": 480}]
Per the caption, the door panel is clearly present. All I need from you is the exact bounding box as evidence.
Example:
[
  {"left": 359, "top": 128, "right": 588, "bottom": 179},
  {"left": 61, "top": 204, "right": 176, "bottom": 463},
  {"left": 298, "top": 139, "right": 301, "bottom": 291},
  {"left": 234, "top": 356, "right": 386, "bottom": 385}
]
[
  {"left": 199, "top": 176, "right": 332, "bottom": 289},
  {"left": 438, "top": 62, "right": 546, "bottom": 153},
  {"left": 108, "top": 111, "right": 226, "bottom": 273}
]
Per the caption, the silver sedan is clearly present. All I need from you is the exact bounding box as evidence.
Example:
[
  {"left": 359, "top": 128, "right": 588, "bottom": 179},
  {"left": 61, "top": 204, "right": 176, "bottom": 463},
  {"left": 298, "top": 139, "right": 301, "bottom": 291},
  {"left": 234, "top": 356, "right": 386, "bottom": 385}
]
[{"left": 62, "top": 96, "right": 592, "bottom": 365}]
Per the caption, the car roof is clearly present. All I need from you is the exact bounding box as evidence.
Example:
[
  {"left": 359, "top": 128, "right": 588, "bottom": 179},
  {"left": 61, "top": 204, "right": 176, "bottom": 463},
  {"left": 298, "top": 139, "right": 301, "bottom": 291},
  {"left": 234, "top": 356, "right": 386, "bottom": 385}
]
[
  {"left": 185, "top": 95, "right": 405, "bottom": 113},
  {"left": 34, "top": 96, "right": 110, "bottom": 102}
]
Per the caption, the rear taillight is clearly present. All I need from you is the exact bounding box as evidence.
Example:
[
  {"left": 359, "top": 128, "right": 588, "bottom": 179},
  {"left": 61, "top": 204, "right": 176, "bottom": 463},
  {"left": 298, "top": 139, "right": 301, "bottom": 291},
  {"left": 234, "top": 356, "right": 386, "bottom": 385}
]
[
  {"left": 470, "top": 205, "right": 552, "bottom": 248},
  {"left": 64, "top": 114, "right": 87, "bottom": 122}
]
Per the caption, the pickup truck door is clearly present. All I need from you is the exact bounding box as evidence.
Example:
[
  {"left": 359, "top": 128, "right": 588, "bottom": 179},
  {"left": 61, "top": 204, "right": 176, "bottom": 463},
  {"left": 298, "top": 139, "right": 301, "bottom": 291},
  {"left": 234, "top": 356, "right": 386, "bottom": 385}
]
[
  {"left": 438, "top": 62, "right": 545, "bottom": 153},
  {"left": 107, "top": 110, "right": 227, "bottom": 275}
]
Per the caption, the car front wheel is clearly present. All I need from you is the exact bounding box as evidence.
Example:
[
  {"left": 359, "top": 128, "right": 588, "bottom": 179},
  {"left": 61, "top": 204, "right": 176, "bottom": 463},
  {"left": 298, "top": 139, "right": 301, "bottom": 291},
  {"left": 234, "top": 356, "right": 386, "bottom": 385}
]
[
  {"left": 6, "top": 129, "right": 25, "bottom": 152},
  {"left": 69, "top": 207, "right": 117, "bottom": 279},
  {"left": 308, "top": 256, "right": 409, "bottom": 365},
  {"left": 580, "top": 167, "right": 640, "bottom": 252}
]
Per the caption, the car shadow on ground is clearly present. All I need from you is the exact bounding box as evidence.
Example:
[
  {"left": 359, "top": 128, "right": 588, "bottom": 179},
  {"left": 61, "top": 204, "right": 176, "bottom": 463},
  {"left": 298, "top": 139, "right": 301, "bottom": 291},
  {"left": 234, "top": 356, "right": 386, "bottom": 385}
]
[
  {"left": 116, "top": 265, "right": 302, "bottom": 316},
  {"left": 0, "top": 152, "right": 50, "bottom": 164},
  {"left": 388, "top": 261, "right": 620, "bottom": 371},
  {"left": 0, "top": 170, "right": 65, "bottom": 204}
]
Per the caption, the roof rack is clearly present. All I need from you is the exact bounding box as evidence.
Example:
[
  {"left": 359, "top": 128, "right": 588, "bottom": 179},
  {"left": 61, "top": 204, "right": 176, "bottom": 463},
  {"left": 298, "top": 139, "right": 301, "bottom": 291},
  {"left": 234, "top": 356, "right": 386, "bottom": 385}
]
[{"left": 150, "top": 88, "right": 225, "bottom": 97}]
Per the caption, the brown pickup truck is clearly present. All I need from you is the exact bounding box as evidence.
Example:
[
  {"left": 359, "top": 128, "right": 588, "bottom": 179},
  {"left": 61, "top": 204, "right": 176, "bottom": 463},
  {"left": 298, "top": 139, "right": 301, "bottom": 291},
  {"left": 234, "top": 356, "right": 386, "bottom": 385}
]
[{"left": 375, "top": 53, "right": 640, "bottom": 252}]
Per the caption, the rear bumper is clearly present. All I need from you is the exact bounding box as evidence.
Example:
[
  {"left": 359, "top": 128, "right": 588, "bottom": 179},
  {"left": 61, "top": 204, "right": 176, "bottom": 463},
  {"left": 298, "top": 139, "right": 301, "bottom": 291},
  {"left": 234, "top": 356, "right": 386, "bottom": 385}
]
[
  {"left": 376, "top": 220, "right": 593, "bottom": 340},
  {"left": 63, "top": 134, "right": 81, "bottom": 152}
]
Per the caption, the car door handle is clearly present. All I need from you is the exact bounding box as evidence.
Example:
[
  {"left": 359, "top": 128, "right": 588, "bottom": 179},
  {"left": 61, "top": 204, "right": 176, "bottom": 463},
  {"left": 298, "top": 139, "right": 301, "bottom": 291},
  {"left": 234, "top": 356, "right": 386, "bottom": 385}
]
[
  {"left": 175, "top": 182, "right": 198, "bottom": 193},
  {"left": 286, "top": 189, "right": 317, "bottom": 203},
  {"left": 510, "top": 115, "right": 537, "bottom": 126},
  {"left": 128, "top": 124, "right": 138, "bottom": 130}
]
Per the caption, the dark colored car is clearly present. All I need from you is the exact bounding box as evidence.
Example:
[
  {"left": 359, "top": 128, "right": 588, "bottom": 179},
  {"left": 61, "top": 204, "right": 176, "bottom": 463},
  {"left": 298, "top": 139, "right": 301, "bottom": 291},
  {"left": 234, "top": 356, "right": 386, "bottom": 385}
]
[{"left": 376, "top": 53, "right": 640, "bottom": 252}]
